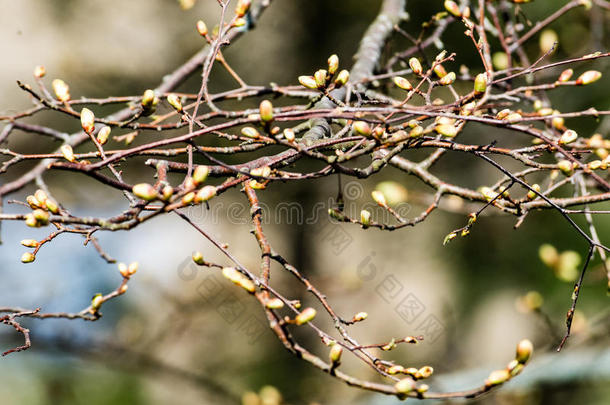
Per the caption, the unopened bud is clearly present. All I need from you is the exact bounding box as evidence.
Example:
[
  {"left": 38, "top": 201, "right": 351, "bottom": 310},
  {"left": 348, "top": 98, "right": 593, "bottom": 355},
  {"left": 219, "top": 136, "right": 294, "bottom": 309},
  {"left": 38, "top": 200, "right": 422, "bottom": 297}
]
[
  {"left": 295, "top": 307, "right": 316, "bottom": 325},
  {"left": 439, "top": 71, "right": 456, "bottom": 86},
  {"left": 353, "top": 121, "right": 371, "bottom": 137},
  {"left": 329, "top": 343, "right": 343, "bottom": 363},
  {"left": 195, "top": 185, "right": 217, "bottom": 203},
  {"left": 444, "top": 1, "right": 461, "bottom": 17},
  {"left": 388, "top": 365, "right": 404, "bottom": 375},
  {"left": 314, "top": 69, "right": 327, "bottom": 88},
  {"left": 360, "top": 210, "right": 371, "bottom": 228},
  {"left": 34, "top": 65, "right": 46, "bottom": 79},
  {"left": 393, "top": 76, "right": 413, "bottom": 91},
  {"left": 435, "top": 124, "right": 458, "bottom": 137},
  {"left": 52, "top": 79, "right": 70, "bottom": 102},
  {"left": 371, "top": 190, "right": 387, "bottom": 206},
  {"left": 34, "top": 190, "right": 48, "bottom": 204},
  {"left": 259, "top": 100, "right": 273, "bottom": 122},
  {"left": 196, "top": 20, "right": 208, "bottom": 36},
  {"left": 557, "top": 69, "right": 573, "bottom": 82},
  {"left": 241, "top": 126, "right": 260, "bottom": 138},
  {"left": 507, "top": 359, "right": 524, "bottom": 377},
  {"left": 576, "top": 70, "right": 601, "bottom": 85},
  {"left": 266, "top": 298, "right": 284, "bottom": 309},
  {"left": 485, "top": 369, "right": 510, "bottom": 386},
  {"left": 395, "top": 378, "right": 416, "bottom": 394},
  {"left": 24, "top": 214, "right": 38, "bottom": 228},
  {"left": 21, "top": 239, "right": 38, "bottom": 248},
  {"left": 433, "top": 63, "right": 447, "bottom": 78},
  {"left": 283, "top": 128, "right": 295, "bottom": 142},
  {"left": 61, "top": 144, "right": 75, "bottom": 162},
  {"left": 474, "top": 73, "right": 488, "bottom": 94},
  {"left": 21, "top": 252, "right": 36, "bottom": 263},
  {"left": 353, "top": 311, "right": 368, "bottom": 322},
  {"left": 588, "top": 160, "right": 602, "bottom": 170},
  {"left": 161, "top": 185, "right": 174, "bottom": 201},
  {"left": 557, "top": 160, "right": 573, "bottom": 175},
  {"left": 182, "top": 192, "right": 195, "bottom": 205},
  {"left": 409, "top": 125, "right": 424, "bottom": 138},
  {"left": 91, "top": 293, "right": 103, "bottom": 312},
  {"left": 32, "top": 209, "right": 49, "bottom": 225},
  {"left": 128, "top": 262, "right": 138, "bottom": 276},
  {"left": 527, "top": 184, "right": 541, "bottom": 200},
  {"left": 167, "top": 94, "right": 183, "bottom": 112},
  {"left": 132, "top": 183, "right": 158, "bottom": 201},
  {"left": 80, "top": 108, "right": 95, "bottom": 134},
  {"left": 559, "top": 129, "right": 578, "bottom": 145},
  {"left": 516, "top": 339, "right": 533, "bottom": 364},
  {"left": 334, "top": 69, "right": 350, "bottom": 87},
  {"left": 235, "top": 0, "right": 251, "bottom": 17},
  {"left": 118, "top": 263, "right": 130, "bottom": 278},
  {"left": 409, "top": 58, "right": 423, "bottom": 75},
  {"left": 417, "top": 366, "right": 434, "bottom": 379},
  {"left": 327, "top": 54, "right": 339, "bottom": 75},
  {"left": 141, "top": 89, "right": 156, "bottom": 108},
  {"left": 96, "top": 126, "right": 111, "bottom": 145},
  {"left": 298, "top": 75, "right": 317, "bottom": 90},
  {"left": 192, "top": 165, "right": 210, "bottom": 185}
]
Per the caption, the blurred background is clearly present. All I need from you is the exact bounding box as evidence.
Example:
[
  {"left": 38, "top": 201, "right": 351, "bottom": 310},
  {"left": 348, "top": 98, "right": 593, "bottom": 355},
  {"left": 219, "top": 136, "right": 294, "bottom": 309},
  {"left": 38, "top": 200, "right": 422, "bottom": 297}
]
[{"left": 1, "top": 1, "right": 609, "bottom": 404}]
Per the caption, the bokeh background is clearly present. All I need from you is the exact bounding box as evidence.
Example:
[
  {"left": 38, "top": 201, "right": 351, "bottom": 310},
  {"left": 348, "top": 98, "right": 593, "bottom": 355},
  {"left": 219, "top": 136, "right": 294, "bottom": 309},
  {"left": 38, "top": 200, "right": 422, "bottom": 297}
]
[{"left": 1, "top": 1, "right": 609, "bottom": 404}]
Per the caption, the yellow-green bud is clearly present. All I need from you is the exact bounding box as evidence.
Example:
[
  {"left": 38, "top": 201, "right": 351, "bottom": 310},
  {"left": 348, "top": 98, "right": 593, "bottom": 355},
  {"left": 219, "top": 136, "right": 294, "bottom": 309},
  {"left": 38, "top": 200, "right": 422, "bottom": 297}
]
[
  {"left": 394, "top": 378, "right": 416, "bottom": 394},
  {"left": 527, "top": 184, "right": 541, "bottom": 200},
  {"left": 334, "top": 69, "right": 350, "bottom": 87},
  {"left": 371, "top": 190, "right": 387, "bottom": 206},
  {"left": 32, "top": 209, "right": 49, "bottom": 225},
  {"left": 559, "top": 129, "right": 578, "bottom": 145},
  {"left": 241, "top": 126, "right": 260, "bottom": 138},
  {"left": 141, "top": 89, "right": 156, "bottom": 108},
  {"left": 394, "top": 76, "right": 413, "bottom": 91},
  {"left": 360, "top": 210, "right": 371, "bottom": 228},
  {"left": 295, "top": 307, "right": 316, "bottom": 325},
  {"left": 327, "top": 54, "right": 339, "bottom": 75},
  {"left": 409, "top": 58, "right": 423, "bottom": 75},
  {"left": 409, "top": 125, "right": 424, "bottom": 138},
  {"left": 516, "top": 339, "right": 533, "bottom": 364},
  {"left": 439, "top": 71, "right": 456, "bottom": 86},
  {"left": 118, "top": 263, "right": 130, "bottom": 278},
  {"left": 192, "top": 165, "right": 210, "bottom": 185},
  {"left": 91, "top": 293, "right": 103, "bottom": 311},
  {"left": 557, "top": 160, "right": 573, "bottom": 175},
  {"left": 132, "top": 183, "right": 158, "bottom": 201},
  {"left": 196, "top": 20, "right": 208, "bottom": 36},
  {"left": 435, "top": 124, "right": 458, "bottom": 137},
  {"left": 192, "top": 251, "right": 204, "bottom": 265},
  {"left": 61, "top": 144, "right": 75, "bottom": 162},
  {"left": 329, "top": 343, "right": 343, "bottom": 363},
  {"left": 24, "top": 213, "right": 38, "bottom": 228},
  {"left": 388, "top": 365, "right": 404, "bottom": 375},
  {"left": 21, "top": 239, "right": 38, "bottom": 248},
  {"left": 417, "top": 366, "right": 434, "bottom": 379},
  {"left": 485, "top": 369, "right": 510, "bottom": 386},
  {"left": 195, "top": 185, "right": 217, "bottom": 203},
  {"left": 507, "top": 359, "right": 524, "bottom": 377},
  {"left": 588, "top": 160, "right": 602, "bottom": 170},
  {"left": 21, "top": 252, "right": 36, "bottom": 263},
  {"left": 298, "top": 75, "right": 318, "bottom": 90},
  {"left": 576, "top": 70, "right": 602, "bottom": 85},
  {"left": 353, "top": 311, "right": 368, "bottom": 322},
  {"left": 96, "top": 126, "right": 111, "bottom": 145},
  {"left": 266, "top": 298, "right": 284, "bottom": 309},
  {"left": 557, "top": 68, "right": 573, "bottom": 82},
  {"left": 353, "top": 121, "right": 371, "bottom": 137},
  {"left": 314, "top": 69, "right": 327, "bottom": 88},
  {"left": 259, "top": 100, "right": 273, "bottom": 122},
  {"left": 52, "top": 79, "right": 70, "bottom": 102},
  {"left": 444, "top": 1, "right": 461, "bottom": 17},
  {"left": 80, "top": 108, "right": 95, "bottom": 134},
  {"left": 433, "top": 63, "right": 447, "bottom": 78},
  {"left": 167, "top": 94, "right": 183, "bottom": 112},
  {"left": 474, "top": 73, "right": 488, "bottom": 94},
  {"left": 161, "top": 185, "right": 174, "bottom": 201}
]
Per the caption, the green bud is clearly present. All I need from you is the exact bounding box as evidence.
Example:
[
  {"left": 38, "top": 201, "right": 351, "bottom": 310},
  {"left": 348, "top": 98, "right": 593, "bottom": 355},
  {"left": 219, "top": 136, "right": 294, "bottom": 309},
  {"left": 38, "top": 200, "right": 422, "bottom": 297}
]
[
  {"left": 91, "top": 293, "right": 103, "bottom": 311},
  {"left": 265, "top": 298, "right": 284, "bottom": 309},
  {"left": 334, "top": 69, "right": 350, "bottom": 87},
  {"left": 21, "top": 239, "right": 38, "bottom": 248},
  {"left": 329, "top": 343, "right": 343, "bottom": 363},
  {"left": 516, "top": 339, "right": 533, "bottom": 364},
  {"left": 259, "top": 100, "right": 274, "bottom": 122},
  {"left": 327, "top": 54, "right": 339, "bottom": 75},
  {"left": 576, "top": 70, "right": 601, "bottom": 85},
  {"left": 80, "top": 108, "right": 95, "bottom": 134},
  {"left": 295, "top": 307, "right": 316, "bottom": 325},
  {"left": 527, "top": 184, "right": 541, "bottom": 200},
  {"left": 21, "top": 252, "right": 36, "bottom": 263},
  {"left": 96, "top": 126, "right": 111, "bottom": 145},
  {"left": 298, "top": 75, "right": 318, "bottom": 90},
  {"left": 353, "top": 121, "right": 371, "bottom": 137},
  {"left": 557, "top": 68, "right": 573, "bottom": 82},
  {"left": 474, "top": 73, "right": 488, "bottom": 94},
  {"left": 409, "top": 58, "right": 423, "bottom": 75},
  {"left": 360, "top": 210, "right": 371, "bottom": 228},
  {"left": 167, "top": 94, "right": 183, "bottom": 112},
  {"left": 393, "top": 76, "right": 413, "bottom": 91},
  {"left": 559, "top": 129, "right": 578, "bottom": 145},
  {"left": 557, "top": 160, "right": 574, "bottom": 175},
  {"left": 196, "top": 20, "right": 208, "bottom": 36},
  {"left": 61, "top": 144, "right": 75, "bottom": 162},
  {"left": 485, "top": 369, "right": 510, "bottom": 386},
  {"left": 435, "top": 124, "right": 458, "bottom": 137},
  {"left": 195, "top": 185, "right": 217, "bottom": 203},
  {"left": 353, "top": 311, "right": 368, "bottom": 322},
  {"left": 192, "top": 251, "right": 204, "bottom": 265},
  {"left": 132, "top": 183, "right": 158, "bottom": 201},
  {"left": 439, "top": 71, "right": 456, "bottom": 86},
  {"left": 192, "top": 165, "right": 210, "bottom": 185},
  {"left": 444, "top": 1, "right": 461, "bottom": 17},
  {"left": 314, "top": 69, "right": 327, "bottom": 88},
  {"left": 394, "top": 378, "right": 416, "bottom": 394}
]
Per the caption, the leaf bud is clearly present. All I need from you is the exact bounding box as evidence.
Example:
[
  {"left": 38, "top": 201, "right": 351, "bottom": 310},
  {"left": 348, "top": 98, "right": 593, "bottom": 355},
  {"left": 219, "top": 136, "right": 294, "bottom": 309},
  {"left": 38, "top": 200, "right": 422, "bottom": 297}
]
[
  {"left": 360, "top": 210, "right": 371, "bottom": 228},
  {"left": 295, "top": 307, "right": 316, "bottom": 325},
  {"left": 34, "top": 65, "right": 46, "bottom": 79},
  {"left": 327, "top": 54, "right": 339, "bottom": 75},
  {"left": 314, "top": 69, "right": 327, "bottom": 88},
  {"left": 557, "top": 68, "right": 573, "bottom": 82},
  {"left": 52, "top": 79, "right": 70, "bottom": 102},
  {"left": 576, "top": 70, "right": 602, "bottom": 85},
  {"left": 444, "top": 1, "right": 461, "bottom": 17},
  {"left": 132, "top": 183, "right": 158, "bottom": 201},
  {"left": 559, "top": 129, "right": 578, "bottom": 145},
  {"left": 393, "top": 76, "right": 413, "bottom": 91},
  {"left": 516, "top": 339, "right": 533, "bottom": 364},
  {"left": 485, "top": 369, "right": 510, "bottom": 386},
  {"left": 96, "top": 126, "right": 111, "bottom": 145},
  {"left": 334, "top": 69, "right": 350, "bottom": 87},
  {"left": 409, "top": 58, "right": 423, "bottom": 75},
  {"left": 527, "top": 183, "right": 541, "bottom": 200},
  {"left": 298, "top": 75, "right": 318, "bottom": 90},
  {"left": 394, "top": 378, "right": 416, "bottom": 394},
  {"left": 329, "top": 343, "right": 343, "bottom": 363},
  {"left": 192, "top": 165, "right": 210, "bottom": 185},
  {"left": 353, "top": 121, "right": 371, "bottom": 137},
  {"left": 474, "top": 73, "right": 488, "bottom": 94},
  {"left": 21, "top": 239, "right": 38, "bottom": 248},
  {"left": 196, "top": 20, "right": 208, "bottom": 36},
  {"left": 61, "top": 144, "right": 76, "bottom": 162},
  {"left": 21, "top": 252, "right": 36, "bottom": 263},
  {"left": 265, "top": 298, "right": 284, "bottom": 309},
  {"left": 439, "top": 71, "right": 456, "bottom": 86},
  {"left": 167, "top": 94, "right": 183, "bottom": 112},
  {"left": 195, "top": 185, "right": 217, "bottom": 203}
]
